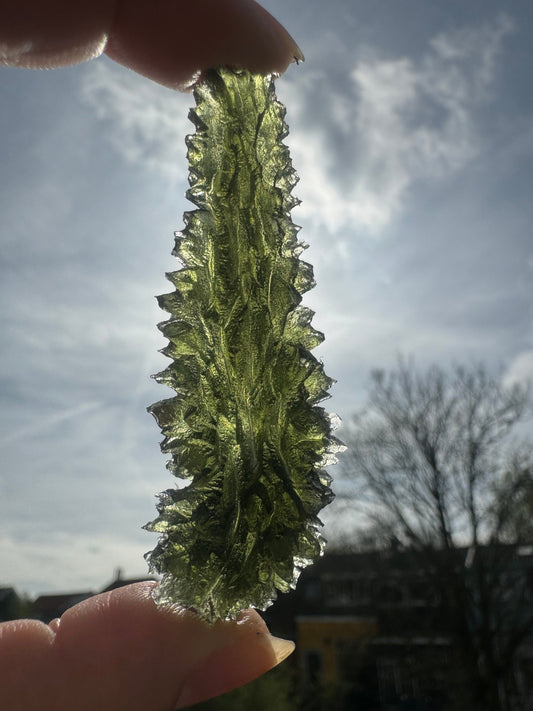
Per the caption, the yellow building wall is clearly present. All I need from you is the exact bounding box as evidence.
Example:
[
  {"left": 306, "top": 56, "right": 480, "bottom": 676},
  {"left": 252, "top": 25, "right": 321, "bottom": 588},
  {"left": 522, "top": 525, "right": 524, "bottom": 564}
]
[{"left": 297, "top": 616, "right": 378, "bottom": 683}]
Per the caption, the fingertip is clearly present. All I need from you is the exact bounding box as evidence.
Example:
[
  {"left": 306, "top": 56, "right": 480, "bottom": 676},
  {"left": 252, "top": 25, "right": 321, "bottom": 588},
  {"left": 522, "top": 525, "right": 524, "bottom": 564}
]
[
  {"left": 0, "top": 619, "right": 57, "bottom": 711},
  {"left": 172, "top": 614, "right": 295, "bottom": 709},
  {"left": 105, "top": 0, "right": 302, "bottom": 90}
]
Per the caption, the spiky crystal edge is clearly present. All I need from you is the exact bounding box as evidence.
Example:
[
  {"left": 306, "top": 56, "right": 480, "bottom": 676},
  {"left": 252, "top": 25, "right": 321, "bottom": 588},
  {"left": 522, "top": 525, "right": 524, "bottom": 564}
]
[{"left": 144, "top": 68, "right": 344, "bottom": 622}]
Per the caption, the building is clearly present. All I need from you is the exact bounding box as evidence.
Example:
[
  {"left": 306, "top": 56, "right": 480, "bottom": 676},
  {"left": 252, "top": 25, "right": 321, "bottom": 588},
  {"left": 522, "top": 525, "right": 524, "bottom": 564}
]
[
  {"left": 30, "top": 569, "right": 157, "bottom": 622},
  {"left": 263, "top": 546, "right": 533, "bottom": 710},
  {"left": 32, "top": 591, "right": 94, "bottom": 623},
  {"left": 0, "top": 586, "right": 23, "bottom": 622},
  {"left": 100, "top": 567, "right": 157, "bottom": 593}
]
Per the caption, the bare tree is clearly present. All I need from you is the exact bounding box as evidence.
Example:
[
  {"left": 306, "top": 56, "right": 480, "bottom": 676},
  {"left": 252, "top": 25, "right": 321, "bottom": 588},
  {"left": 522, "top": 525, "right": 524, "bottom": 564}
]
[
  {"left": 341, "top": 360, "right": 533, "bottom": 710},
  {"left": 491, "top": 454, "right": 533, "bottom": 545}
]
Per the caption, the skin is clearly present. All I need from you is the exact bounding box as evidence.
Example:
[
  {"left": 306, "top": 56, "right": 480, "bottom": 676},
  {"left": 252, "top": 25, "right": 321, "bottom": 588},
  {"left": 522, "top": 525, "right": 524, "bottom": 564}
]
[
  {"left": 0, "top": 0, "right": 304, "bottom": 88},
  {"left": 0, "top": 1, "right": 300, "bottom": 708},
  {"left": 0, "top": 582, "right": 295, "bottom": 710}
]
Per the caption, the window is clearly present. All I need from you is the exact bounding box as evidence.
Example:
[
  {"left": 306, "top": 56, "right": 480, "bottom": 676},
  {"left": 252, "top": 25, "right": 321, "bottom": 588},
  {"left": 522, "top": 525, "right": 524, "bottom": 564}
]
[{"left": 304, "top": 650, "right": 323, "bottom": 684}]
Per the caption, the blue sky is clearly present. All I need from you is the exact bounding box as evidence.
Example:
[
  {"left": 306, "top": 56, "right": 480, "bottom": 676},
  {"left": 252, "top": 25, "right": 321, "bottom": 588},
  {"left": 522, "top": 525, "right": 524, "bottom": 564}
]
[{"left": 1, "top": 0, "right": 532, "bottom": 596}]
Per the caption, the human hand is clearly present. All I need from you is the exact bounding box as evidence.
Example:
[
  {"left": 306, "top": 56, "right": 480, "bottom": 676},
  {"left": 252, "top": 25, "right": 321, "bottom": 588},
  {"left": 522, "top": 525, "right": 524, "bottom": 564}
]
[
  {"left": 1, "top": 4, "right": 297, "bottom": 708},
  {"left": 0, "top": 0, "right": 303, "bottom": 89},
  {"left": 0, "top": 581, "right": 294, "bottom": 711}
]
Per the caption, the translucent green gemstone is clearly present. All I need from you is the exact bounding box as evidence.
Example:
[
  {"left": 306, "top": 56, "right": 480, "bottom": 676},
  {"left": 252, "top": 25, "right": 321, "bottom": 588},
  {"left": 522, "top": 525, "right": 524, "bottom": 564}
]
[{"left": 144, "top": 68, "right": 342, "bottom": 622}]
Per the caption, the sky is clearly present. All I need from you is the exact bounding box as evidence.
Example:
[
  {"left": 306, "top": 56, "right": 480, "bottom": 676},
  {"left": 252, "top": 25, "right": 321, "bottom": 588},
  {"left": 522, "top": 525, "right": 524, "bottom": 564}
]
[{"left": 1, "top": 0, "right": 532, "bottom": 597}]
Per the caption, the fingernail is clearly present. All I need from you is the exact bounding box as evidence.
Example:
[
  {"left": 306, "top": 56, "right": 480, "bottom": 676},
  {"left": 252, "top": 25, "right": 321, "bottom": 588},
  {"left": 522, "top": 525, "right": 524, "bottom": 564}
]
[
  {"left": 269, "top": 635, "right": 295, "bottom": 665},
  {"left": 49, "top": 617, "right": 61, "bottom": 632},
  {"left": 293, "top": 45, "right": 305, "bottom": 64}
]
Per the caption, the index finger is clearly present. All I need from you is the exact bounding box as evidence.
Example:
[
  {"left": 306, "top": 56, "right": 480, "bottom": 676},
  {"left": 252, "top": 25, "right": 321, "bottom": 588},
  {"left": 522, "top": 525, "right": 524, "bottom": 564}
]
[{"left": 0, "top": 0, "right": 303, "bottom": 89}]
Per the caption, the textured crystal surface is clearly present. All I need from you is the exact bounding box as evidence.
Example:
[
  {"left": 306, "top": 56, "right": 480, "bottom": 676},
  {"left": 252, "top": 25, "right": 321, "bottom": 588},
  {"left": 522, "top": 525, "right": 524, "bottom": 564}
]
[{"left": 144, "top": 68, "right": 341, "bottom": 621}]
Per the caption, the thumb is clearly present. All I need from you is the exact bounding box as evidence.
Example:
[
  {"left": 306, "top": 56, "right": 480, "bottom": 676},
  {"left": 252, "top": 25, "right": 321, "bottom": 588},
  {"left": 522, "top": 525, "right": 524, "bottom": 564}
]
[{"left": 0, "top": 581, "right": 295, "bottom": 711}]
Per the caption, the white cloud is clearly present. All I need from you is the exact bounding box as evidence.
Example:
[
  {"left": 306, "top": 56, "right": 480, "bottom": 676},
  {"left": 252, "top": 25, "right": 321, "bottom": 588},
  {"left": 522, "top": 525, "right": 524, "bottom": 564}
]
[
  {"left": 282, "top": 14, "right": 514, "bottom": 235},
  {"left": 78, "top": 15, "right": 513, "bottom": 236},
  {"left": 504, "top": 350, "right": 533, "bottom": 387},
  {"left": 80, "top": 59, "right": 191, "bottom": 180}
]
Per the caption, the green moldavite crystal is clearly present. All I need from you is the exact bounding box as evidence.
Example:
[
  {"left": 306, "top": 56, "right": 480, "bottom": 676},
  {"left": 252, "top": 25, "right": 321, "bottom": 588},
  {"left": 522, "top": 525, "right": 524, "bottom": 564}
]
[{"left": 145, "top": 67, "right": 342, "bottom": 622}]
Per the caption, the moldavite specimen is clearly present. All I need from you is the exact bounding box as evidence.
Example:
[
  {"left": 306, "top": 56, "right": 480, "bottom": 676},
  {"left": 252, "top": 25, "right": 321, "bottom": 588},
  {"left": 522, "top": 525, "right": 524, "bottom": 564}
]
[{"left": 145, "top": 67, "right": 342, "bottom": 622}]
